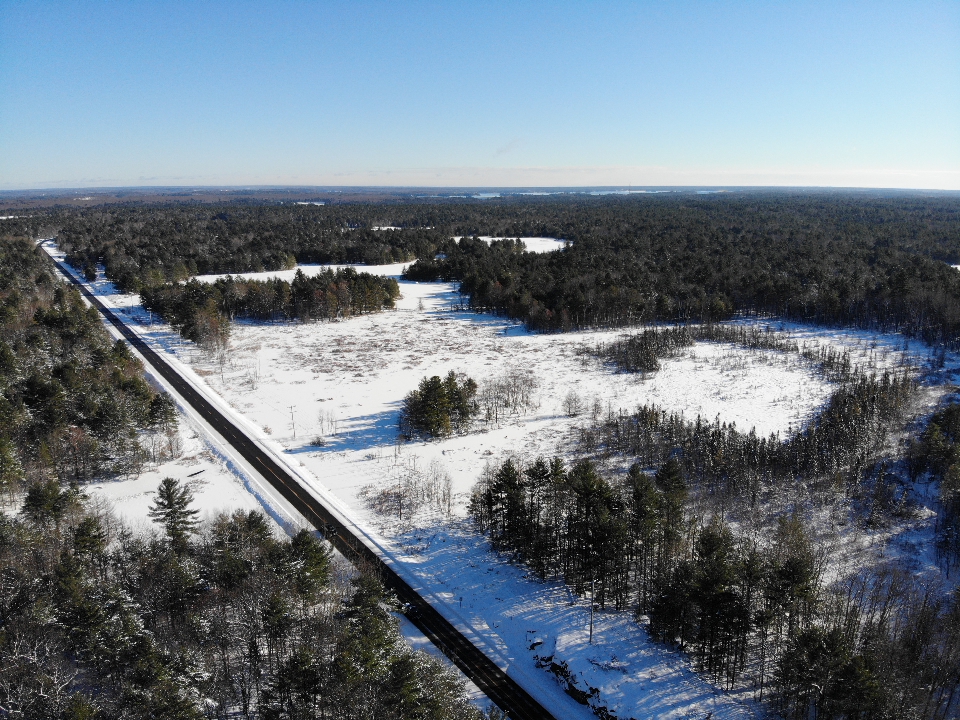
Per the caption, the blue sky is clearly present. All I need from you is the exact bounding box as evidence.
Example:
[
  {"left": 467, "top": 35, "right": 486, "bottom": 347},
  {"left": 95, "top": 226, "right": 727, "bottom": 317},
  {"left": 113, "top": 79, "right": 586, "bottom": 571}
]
[{"left": 1, "top": 1, "right": 958, "bottom": 190}]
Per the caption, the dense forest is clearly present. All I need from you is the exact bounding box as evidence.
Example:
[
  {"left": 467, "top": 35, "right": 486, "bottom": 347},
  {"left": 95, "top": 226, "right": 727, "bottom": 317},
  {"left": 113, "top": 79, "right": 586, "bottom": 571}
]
[
  {"left": 471, "top": 456, "right": 960, "bottom": 718},
  {"left": 29, "top": 194, "right": 960, "bottom": 351},
  {"left": 51, "top": 205, "right": 443, "bottom": 293},
  {"left": 0, "top": 234, "right": 484, "bottom": 719},
  {"left": 1, "top": 480, "right": 483, "bottom": 719},
  {"left": 0, "top": 235, "right": 174, "bottom": 495},
  {"left": 404, "top": 195, "right": 960, "bottom": 347}
]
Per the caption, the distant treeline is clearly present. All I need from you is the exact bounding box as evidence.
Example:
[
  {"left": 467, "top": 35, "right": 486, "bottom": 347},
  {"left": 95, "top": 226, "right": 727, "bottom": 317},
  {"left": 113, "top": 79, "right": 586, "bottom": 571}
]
[
  {"left": 25, "top": 194, "right": 960, "bottom": 348},
  {"left": 140, "top": 268, "right": 400, "bottom": 344},
  {"left": 52, "top": 204, "right": 444, "bottom": 292},
  {"left": 400, "top": 196, "right": 960, "bottom": 347}
]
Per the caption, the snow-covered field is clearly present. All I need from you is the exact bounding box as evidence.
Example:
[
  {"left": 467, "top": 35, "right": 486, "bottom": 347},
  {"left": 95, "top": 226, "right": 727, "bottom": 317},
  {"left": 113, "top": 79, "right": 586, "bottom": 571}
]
[
  {"left": 45, "top": 240, "right": 957, "bottom": 720},
  {"left": 179, "top": 275, "right": 842, "bottom": 514},
  {"left": 453, "top": 235, "right": 568, "bottom": 253}
]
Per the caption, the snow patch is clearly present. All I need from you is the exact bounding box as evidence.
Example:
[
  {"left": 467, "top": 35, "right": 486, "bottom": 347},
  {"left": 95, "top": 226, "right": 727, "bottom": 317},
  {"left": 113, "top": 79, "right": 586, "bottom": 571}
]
[{"left": 453, "top": 236, "right": 567, "bottom": 253}]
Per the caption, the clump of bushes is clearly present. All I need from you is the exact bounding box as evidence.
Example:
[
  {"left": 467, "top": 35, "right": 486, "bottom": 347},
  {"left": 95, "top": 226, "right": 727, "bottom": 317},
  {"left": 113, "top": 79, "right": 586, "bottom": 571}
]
[{"left": 400, "top": 371, "right": 477, "bottom": 438}]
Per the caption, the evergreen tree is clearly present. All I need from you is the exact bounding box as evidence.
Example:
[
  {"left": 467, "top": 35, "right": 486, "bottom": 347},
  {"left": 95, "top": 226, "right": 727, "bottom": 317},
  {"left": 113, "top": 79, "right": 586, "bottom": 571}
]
[
  {"left": 626, "top": 463, "right": 660, "bottom": 613},
  {"left": 21, "top": 479, "right": 75, "bottom": 527},
  {"left": 287, "top": 529, "right": 332, "bottom": 601},
  {"left": 400, "top": 371, "right": 477, "bottom": 438},
  {"left": 655, "top": 457, "right": 688, "bottom": 564},
  {"left": 148, "top": 477, "right": 200, "bottom": 551}
]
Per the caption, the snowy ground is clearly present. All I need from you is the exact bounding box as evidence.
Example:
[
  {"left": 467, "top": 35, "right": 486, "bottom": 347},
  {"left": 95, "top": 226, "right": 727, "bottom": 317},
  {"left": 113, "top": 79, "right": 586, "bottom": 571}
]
[
  {"left": 90, "top": 414, "right": 274, "bottom": 536},
  {"left": 452, "top": 236, "right": 568, "bottom": 253},
  {"left": 192, "top": 238, "right": 565, "bottom": 285},
  {"left": 45, "top": 240, "right": 959, "bottom": 720},
  {"left": 193, "top": 260, "right": 415, "bottom": 285}
]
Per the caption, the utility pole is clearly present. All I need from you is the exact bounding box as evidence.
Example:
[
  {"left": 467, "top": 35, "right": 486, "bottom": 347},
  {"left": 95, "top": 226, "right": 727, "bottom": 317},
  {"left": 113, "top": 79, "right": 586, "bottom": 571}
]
[{"left": 288, "top": 405, "right": 296, "bottom": 439}]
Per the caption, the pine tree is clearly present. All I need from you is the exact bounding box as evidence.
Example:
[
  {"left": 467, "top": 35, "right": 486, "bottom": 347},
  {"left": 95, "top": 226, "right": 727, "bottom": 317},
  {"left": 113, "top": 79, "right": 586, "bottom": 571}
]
[
  {"left": 288, "top": 529, "right": 332, "bottom": 600},
  {"left": 148, "top": 477, "right": 200, "bottom": 551},
  {"left": 148, "top": 392, "right": 179, "bottom": 431},
  {"left": 21, "top": 479, "right": 75, "bottom": 527},
  {"left": 400, "top": 371, "right": 477, "bottom": 438},
  {"left": 626, "top": 464, "right": 660, "bottom": 613},
  {"left": 655, "top": 457, "right": 688, "bottom": 563}
]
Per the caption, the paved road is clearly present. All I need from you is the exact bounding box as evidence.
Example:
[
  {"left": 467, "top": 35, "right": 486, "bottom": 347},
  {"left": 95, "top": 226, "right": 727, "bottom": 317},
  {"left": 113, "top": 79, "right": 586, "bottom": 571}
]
[{"left": 50, "top": 254, "right": 556, "bottom": 720}]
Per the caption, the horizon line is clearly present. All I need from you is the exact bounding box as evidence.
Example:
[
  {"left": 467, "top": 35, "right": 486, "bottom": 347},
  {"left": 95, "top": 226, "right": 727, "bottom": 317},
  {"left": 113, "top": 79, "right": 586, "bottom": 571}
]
[{"left": 3, "top": 184, "right": 960, "bottom": 195}]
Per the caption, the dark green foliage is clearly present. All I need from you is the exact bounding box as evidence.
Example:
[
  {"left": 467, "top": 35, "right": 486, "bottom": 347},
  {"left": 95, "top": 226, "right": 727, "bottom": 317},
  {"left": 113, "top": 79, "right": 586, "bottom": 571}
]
[
  {"left": 148, "top": 391, "right": 178, "bottom": 430},
  {"left": 140, "top": 268, "right": 400, "bottom": 343},
  {"left": 593, "top": 323, "right": 855, "bottom": 379},
  {"left": 148, "top": 477, "right": 200, "bottom": 552},
  {"left": 401, "top": 195, "right": 960, "bottom": 348},
  {"left": 471, "top": 457, "right": 960, "bottom": 716},
  {"left": 586, "top": 370, "right": 914, "bottom": 506},
  {"left": 287, "top": 528, "right": 332, "bottom": 601},
  {"left": 400, "top": 371, "right": 478, "bottom": 438},
  {"left": 55, "top": 204, "right": 441, "bottom": 293},
  {"left": 0, "top": 235, "right": 166, "bottom": 492},
  {"left": 0, "top": 236, "right": 214, "bottom": 719},
  {"left": 472, "top": 457, "right": 633, "bottom": 608},
  {"left": 909, "top": 401, "right": 960, "bottom": 565},
  {"left": 770, "top": 565, "right": 960, "bottom": 720},
  {"left": 20, "top": 193, "right": 960, "bottom": 718},
  {"left": 467, "top": 340, "right": 949, "bottom": 715},
  {"left": 0, "top": 501, "right": 482, "bottom": 720},
  {"left": 48, "top": 194, "right": 960, "bottom": 349},
  {"left": 594, "top": 326, "right": 695, "bottom": 373},
  {"left": 20, "top": 478, "right": 79, "bottom": 527}
]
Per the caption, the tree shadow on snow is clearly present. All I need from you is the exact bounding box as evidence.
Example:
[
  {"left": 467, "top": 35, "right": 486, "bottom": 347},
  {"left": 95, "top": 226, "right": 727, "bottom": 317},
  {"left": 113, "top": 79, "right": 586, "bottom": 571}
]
[{"left": 287, "top": 405, "right": 402, "bottom": 454}]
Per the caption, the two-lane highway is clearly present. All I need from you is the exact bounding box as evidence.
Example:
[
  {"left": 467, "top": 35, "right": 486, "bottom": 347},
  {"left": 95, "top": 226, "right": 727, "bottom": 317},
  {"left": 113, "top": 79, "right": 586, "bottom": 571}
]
[{"left": 47, "top": 251, "right": 555, "bottom": 720}]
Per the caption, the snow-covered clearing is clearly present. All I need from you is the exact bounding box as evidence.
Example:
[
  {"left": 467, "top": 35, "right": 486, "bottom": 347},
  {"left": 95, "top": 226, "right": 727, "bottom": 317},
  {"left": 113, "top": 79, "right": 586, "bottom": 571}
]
[
  {"left": 453, "top": 236, "right": 567, "bottom": 253},
  {"left": 191, "top": 235, "right": 566, "bottom": 286},
  {"left": 193, "top": 260, "right": 414, "bottom": 285},
  {"left": 46, "top": 240, "right": 959, "bottom": 720},
  {"left": 91, "top": 413, "right": 274, "bottom": 535}
]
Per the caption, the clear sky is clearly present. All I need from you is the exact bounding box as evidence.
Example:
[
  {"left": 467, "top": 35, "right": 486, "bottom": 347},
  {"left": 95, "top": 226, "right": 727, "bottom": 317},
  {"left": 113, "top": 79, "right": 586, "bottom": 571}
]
[{"left": 1, "top": 1, "right": 958, "bottom": 190}]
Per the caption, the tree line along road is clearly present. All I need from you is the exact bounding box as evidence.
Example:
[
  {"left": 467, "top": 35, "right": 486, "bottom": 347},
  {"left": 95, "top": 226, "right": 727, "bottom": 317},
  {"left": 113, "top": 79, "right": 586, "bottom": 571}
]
[{"left": 45, "top": 247, "right": 556, "bottom": 720}]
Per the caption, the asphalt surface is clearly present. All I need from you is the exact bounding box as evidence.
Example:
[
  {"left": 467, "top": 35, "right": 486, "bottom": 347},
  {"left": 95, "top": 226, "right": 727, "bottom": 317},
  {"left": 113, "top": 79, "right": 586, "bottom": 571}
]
[{"left": 50, "top": 254, "right": 556, "bottom": 720}]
